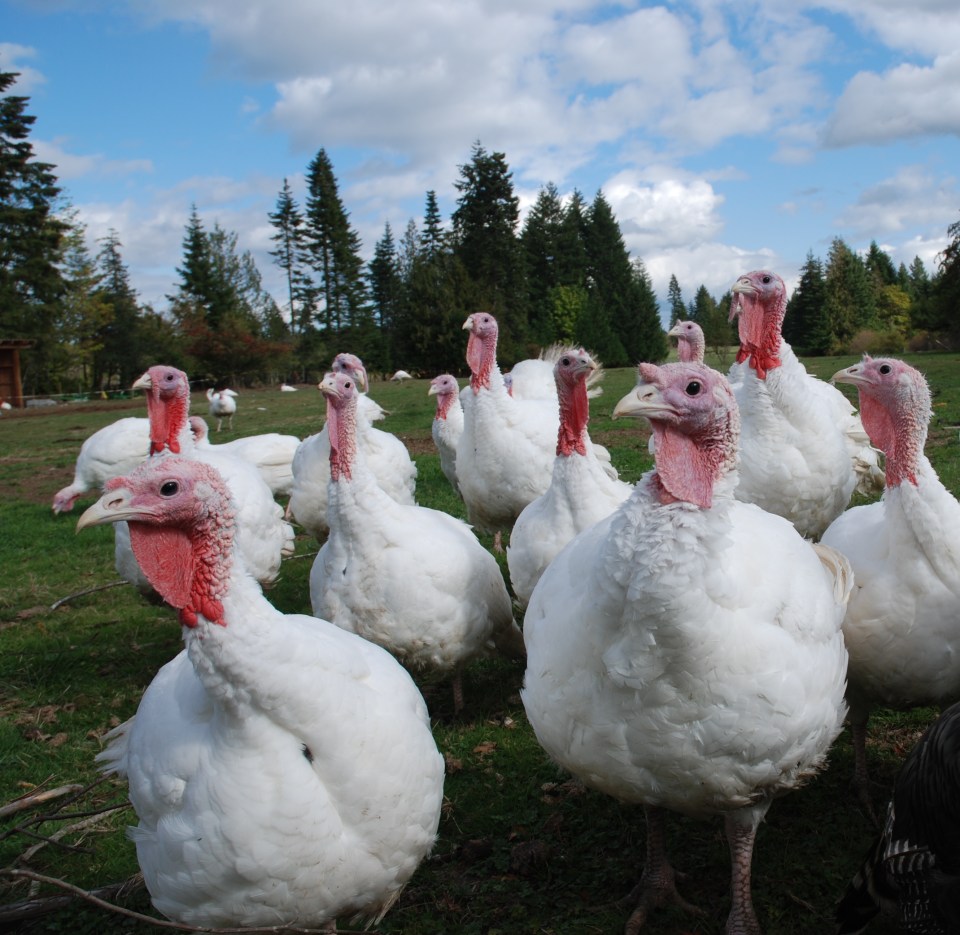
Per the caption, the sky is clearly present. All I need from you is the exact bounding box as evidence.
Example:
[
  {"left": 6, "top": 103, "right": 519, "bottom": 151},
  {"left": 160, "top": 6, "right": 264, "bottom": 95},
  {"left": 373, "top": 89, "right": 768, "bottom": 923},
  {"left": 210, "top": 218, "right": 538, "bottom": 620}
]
[{"left": 3, "top": 0, "right": 960, "bottom": 327}]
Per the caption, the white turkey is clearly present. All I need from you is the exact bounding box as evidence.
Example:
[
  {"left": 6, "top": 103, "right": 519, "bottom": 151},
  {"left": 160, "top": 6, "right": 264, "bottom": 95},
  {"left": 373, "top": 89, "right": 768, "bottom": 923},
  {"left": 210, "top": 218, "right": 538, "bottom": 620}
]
[
  {"left": 728, "top": 269, "right": 884, "bottom": 539},
  {"left": 80, "top": 455, "right": 444, "bottom": 929},
  {"left": 287, "top": 353, "right": 417, "bottom": 541},
  {"left": 310, "top": 370, "right": 524, "bottom": 714},
  {"left": 429, "top": 373, "right": 464, "bottom": 497},
  {"left": 205, "top": 386, "right": 237, "bottom": 431},
  {"left": 52, "top": 416, "right": 150, "bottom": 513},
  {"left": 820, "top": 356, "right": 960, "bottom": 803},
  {"left": 280, "top": 382, "right": 297, "bottom": 392},
  {"left": 188, "top": 416, "right": 300, "bottom": 498},
  {"left": 506, "top": 348, "right": 632, "bottom": 609},
  {"left": 391, "top": 369, "right": 413, "bottom": 382},
  {"left": 522, "top": 360, "right": 851, "bottom": 934},
  {"left": 836, "top": 700, "right": 960, "bottom": 935},
  {"left": 667, "top": 319, "right": 705, "bottom": 363},
  {"left": 456, "top": 313, "right": 559, "bottom": 542},
  {"left": 134, "top": 365, "right": 294, "bottom": 587}
]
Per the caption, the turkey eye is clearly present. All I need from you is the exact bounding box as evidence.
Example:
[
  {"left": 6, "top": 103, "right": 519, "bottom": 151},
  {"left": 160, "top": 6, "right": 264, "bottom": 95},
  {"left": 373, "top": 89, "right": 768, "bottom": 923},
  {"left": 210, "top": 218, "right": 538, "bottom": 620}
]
[
  {"left": 761, "top": 275, "right": 771, "bottom": 284},
  {"left": 561, "top": 357, "right": 571, "bottom": 366},
  {"left": 160, "top": 481, "right": 179, "bottom": 497},
  {"left": 344, "top": 380, "right": 352, "bottom": 390},
  {"left": 685, "top": 381, "right": 702, "bottom": 396},
  {"left": 878, "top": 364, "right": 891, "bottom": 375}
]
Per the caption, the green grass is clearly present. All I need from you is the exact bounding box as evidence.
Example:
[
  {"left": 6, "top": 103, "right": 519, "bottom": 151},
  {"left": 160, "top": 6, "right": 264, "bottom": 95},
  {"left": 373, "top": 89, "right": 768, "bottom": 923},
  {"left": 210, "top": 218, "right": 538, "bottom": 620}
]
[{"left": 1, "top": 352, "right": 958, "bottom": 933}]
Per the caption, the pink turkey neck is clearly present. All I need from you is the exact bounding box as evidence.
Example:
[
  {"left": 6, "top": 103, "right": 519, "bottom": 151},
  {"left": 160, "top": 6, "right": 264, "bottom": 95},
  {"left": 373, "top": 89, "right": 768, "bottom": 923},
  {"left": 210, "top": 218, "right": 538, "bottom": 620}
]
[{"left": 556, "top": 375, "right": 589, "bottom": 457}]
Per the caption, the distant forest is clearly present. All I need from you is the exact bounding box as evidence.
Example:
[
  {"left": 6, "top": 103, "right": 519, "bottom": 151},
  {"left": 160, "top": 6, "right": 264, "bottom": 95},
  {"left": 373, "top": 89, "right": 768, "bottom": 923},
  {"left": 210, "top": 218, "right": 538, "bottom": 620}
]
[{"left": 2, "top": 69, "right": 959, "bottom": 396}]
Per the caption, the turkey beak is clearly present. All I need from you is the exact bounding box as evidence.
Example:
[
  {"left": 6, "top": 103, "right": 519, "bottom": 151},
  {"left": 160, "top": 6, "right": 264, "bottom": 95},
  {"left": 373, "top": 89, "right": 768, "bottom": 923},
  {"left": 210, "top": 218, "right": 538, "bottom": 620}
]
[
  {"left": 77, "top": 487, "right": 138, "bottom": 531},
  {"left": 318, "top": 374, "right": 339, "bottom": 399},
  {"left": 428, "top": 382, "right": 440, "bottom": 397},
  {"left": 830, "top": 365, "right": 867, "bottom": 388},
  {"left": 132, "top": 371, "right": 152, "bottom": 391},
  {"left": 462, "top": 316, "right": 474, "bottom": 331},
  {"left": 666, "top": 322, "right": 683, "bottom": 338},
  {"left": 612, "top": 383, "right": 673, "bottom": 421},
  {"left": 728, "top": 278, "right": 754, "bottom": 321}
]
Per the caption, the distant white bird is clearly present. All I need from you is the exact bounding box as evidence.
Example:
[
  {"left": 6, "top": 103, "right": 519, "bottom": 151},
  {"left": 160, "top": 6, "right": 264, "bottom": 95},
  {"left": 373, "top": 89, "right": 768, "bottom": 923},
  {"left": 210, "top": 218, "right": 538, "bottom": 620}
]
[
  {"left": 206, "top": 387, "right": 238, "bottom": 431},
  {"left": 0, "top": 400, "right": 12, "bottom": 411},
  {"left": 390, "top": 369, "right": 413, "bottom": 382},
  {"left": 81, "top": 455, "right": 444, "bottom": 930},
  {"left": 429, "top": 374, "right": 464, "bottom": 497},
  {"left": 280, "top": 382, "right": 297, "bottom": 392}
]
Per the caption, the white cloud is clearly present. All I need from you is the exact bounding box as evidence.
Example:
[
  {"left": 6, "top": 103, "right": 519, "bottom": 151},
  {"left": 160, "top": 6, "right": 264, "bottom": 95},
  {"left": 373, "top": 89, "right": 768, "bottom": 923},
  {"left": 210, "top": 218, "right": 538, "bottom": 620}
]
[
  {"left": 32, "top": 138, "right": 153, "bottom": 181},
  {"left": 824, "top": 51, "right": 960, "bottom": 146},
  {"left": 834, "top": 165, "right": 959, "bottom": 236},
  {"left": 603, "top": 172, "right": 726, "bottom": 252}
]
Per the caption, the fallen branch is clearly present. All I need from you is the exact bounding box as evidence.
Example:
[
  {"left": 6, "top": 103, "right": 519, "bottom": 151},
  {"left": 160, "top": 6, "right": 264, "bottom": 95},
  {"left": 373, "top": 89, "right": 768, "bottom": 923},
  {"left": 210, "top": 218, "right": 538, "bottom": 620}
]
[
  {"left": 50, "top": 580, "right": 128, "bottom": 610},
  {"left": 0, "top": 872, "right": 142, "bottom": 923},
  {"left": 0, "top": 869, "right": 379, "bottom": 933},
  {"left": 0, "top": 784, "right": 84, "bottom": 820}
]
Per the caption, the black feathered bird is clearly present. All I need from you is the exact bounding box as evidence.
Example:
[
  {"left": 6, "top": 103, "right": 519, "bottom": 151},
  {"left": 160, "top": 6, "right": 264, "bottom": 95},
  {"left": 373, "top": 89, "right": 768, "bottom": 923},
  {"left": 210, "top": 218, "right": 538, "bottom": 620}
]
[{"left": 837, "top": 702, "right": 960, "bottom": 933}]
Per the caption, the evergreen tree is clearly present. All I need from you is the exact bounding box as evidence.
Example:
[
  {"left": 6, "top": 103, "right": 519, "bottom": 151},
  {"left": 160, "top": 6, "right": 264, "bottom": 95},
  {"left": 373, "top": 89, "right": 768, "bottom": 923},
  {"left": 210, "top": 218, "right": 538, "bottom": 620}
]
[
  {"left": 630, "top": 257, "right": 667, "bottom": 363},
  {"left": 451, "top": 141, "right": 525, "bottom": 359},
  {"left": 907, "top": 255, "right": 937, "bottom": 332},
  {"left": 783, "top": 252, "right": 830, "bottom": 354},
  {"left": 268, "top": 178, "right": 311, "bottom": 334},
  {"left": 581, "top": 191, "right": 670, "bottom": 366},
  {"left": 864, "top": 240, "right": 898, "bottom": 287},
  {"left": 0, "top": 70, "right": 68, "bottom": 393},
  {"left": 171, "top": 213, "right": 291, "bottom": 383},
  {"left": 932, "top": 214, "right": 960, "bottom": 340},
  {"left": 667, "top": 274, "right": 686, "bottom": 325},
  {"left": 823, "top": 237, "right": 876, "bottom": 349},
  {"left": 422, "top": 190, "right": 445, "bottom": 258},
  {"left": 94, "top": 230, "right": 145, "bottom": 389},
  {"left": 521, "top": 182, "right": 568, "bottom": 344},
  {"left": 397, "top": 218, "right": 419, "bottom": 282},
  {"left": 303, "top": 148, "right": 369, "bottom": 337},
  {"left": 57, "top": 215, "right": 110, "bottom": 392},
  {"left": 368, "top": 222, "right": 403, "bottom": 368},
  {"left": 396, "top": 249, "right": 477, "bottom": 375}
]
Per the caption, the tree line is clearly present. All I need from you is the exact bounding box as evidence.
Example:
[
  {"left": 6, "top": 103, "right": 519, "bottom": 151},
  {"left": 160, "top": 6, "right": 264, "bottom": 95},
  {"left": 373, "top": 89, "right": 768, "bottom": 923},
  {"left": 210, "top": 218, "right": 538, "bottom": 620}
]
[{"left": 2, "top": 69, "right": 959, "bottom": 397}]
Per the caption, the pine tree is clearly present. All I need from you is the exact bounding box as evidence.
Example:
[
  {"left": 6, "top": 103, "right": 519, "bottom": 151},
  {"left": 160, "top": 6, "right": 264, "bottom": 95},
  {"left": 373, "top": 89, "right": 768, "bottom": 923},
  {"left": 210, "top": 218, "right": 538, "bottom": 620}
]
[
  {"left": 368, "top": 222, "right": 403, "bottom": 367},
  {"left": 521, "top": 183, "right": 568, "bottom": 344},
  {"left": 57, "top": 214, "right": 110, "bottom": 392},
  {"left": 422, "top": 190, "right": 445, "bottom": 258},
  {"left": 94, "top": 230, "right": 145, "bottom": 389},
  {"left": 666, "top": 274, "right": 686, "bottom": 326},
  {"left": 303, "top": 148, "right": 369, "bottom": 337},
  {"left": 932, "top": 213, "right": 960, "bottom": 340},
  {"left": 451, "top": 141, "right": 525, "bottom": 358},
  {"left": 0, "top": 70, "right": 68, "bottom": 393},
  {"left": 268, "top": 178, "right": 311, "bottom": 334},
  {"left": 824, "top": 237, "right": 876, "bottom": 350},
  {"left": 783, "top": 252, "right": 830, "bottom": 354}
]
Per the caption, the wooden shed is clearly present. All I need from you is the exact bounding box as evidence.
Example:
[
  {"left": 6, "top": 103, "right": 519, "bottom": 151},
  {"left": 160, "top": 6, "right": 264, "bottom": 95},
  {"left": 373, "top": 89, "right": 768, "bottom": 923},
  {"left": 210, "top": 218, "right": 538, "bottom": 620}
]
[{"left": 0, "top": 340, "right": 31, "bottom": 408}]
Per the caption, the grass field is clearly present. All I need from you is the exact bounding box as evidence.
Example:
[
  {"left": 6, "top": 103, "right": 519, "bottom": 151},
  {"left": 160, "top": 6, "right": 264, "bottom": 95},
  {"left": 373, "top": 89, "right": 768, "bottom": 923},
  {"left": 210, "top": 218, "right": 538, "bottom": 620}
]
[{"left": 1, "top": 350, "right": 958, "bottom": 934}]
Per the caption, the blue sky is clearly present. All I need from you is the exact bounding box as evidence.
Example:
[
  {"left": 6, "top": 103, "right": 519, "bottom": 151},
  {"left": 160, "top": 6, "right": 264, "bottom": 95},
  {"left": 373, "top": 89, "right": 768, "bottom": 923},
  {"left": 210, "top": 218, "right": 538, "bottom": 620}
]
[{"left": 3, "top": 0, "right": 959, "bottom": 327}]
